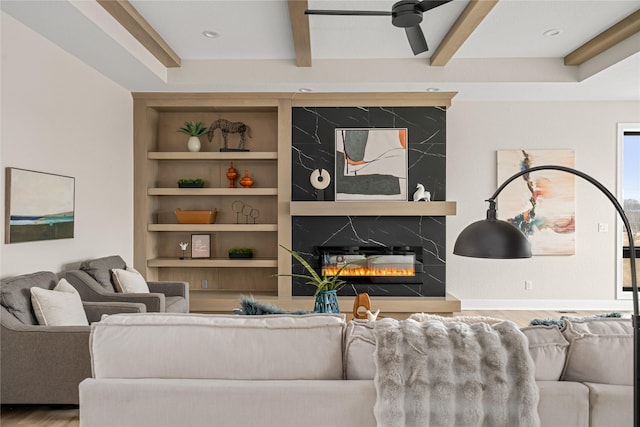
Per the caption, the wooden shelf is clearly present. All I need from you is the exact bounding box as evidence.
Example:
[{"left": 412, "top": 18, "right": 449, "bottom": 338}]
[
  {"left": 290, "top": 201, "right": 456, "bottom": 216},
  {"left": 148, "top": 151, "right": 277, "bottom": 160},
  {"left": 148, "top": 257, "right": 278, "bottom": 268},
  {"left": 148, "top": 224, "right": 277, "bottom": 232},
  {"left": 149, "top": 188, "right": 278, "bottom": 196}
]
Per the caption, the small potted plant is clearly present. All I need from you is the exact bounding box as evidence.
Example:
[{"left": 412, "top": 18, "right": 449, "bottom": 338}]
[
  {"left": 177, "top": 121, "right": 208, "bottom": 152},
  {"left": 228, "top": 248, "right": 254, "bottom": 259},
  {"left": 177, "top": 178, "right": 205, "bottom": 188}
]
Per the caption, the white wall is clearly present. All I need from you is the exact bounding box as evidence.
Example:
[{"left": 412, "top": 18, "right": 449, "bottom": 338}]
[
  {"left": 447, "top": 101, "right": 640, "bottom": 310},
  {"left": 1, "top": 13, "right": 133, "bottom": 277}
]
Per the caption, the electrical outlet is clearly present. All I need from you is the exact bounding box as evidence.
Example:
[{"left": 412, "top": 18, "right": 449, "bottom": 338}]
[
  {"left": 201, "top": 279, "right": 208, "bottom": 289},
  {"left": 598, "top": 223, "right": 609, "bottom": 233},
  {"left": 525, "top": 280, "right": 533, "bottom": 291}
]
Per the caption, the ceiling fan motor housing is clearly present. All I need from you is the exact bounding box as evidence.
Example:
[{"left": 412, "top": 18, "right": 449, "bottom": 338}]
[{"left": 392, "top": 1, "right": 423, "bottom": 28}]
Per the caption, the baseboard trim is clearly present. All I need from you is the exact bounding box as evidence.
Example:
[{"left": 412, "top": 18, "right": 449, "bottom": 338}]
[{"left": 461, "top": 299, "right": 635, "bottom": 311}]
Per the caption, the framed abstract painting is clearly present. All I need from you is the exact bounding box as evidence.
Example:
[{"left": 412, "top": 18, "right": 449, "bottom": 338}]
[
  {"left": 5, "top": 167, "right": 75, "bottom": 243},
  {"left": 335, "top": 128, "right": 408, "bottom": 201},
  {"left": 496, "top": 149, "right": 575, "bottom": 255}
]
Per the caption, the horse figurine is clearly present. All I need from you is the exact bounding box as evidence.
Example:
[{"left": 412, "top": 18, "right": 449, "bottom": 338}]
[{"left": 207, "top": 119, "right": 251, "bottom": 150}]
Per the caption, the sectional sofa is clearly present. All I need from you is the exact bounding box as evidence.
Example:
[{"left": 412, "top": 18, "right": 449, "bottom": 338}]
[{"left": 79, "top": 313, "right": 632, "bottom": 427}]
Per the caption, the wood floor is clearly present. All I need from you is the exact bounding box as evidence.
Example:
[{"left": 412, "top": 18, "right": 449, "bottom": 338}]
[{"left": 0, "top": 310, "right": 627, "bottom": 426}]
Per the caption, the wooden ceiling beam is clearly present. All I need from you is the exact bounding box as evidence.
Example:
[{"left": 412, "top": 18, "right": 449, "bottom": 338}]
[
  {"left": 430, "top": 0, "right": 499, "bottom": 67},
  {"left": 564, "top": 9, "right": 640, "bottom": 66},
  {"left": 97, "top": 0, "right": 181, "bottom": 68},
  {"left": 288, "top": 0, "right": 312, "bottom": 67}
]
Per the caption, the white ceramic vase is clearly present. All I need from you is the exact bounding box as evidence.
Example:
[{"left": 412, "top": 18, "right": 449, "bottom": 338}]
[{"left": 187, "top": 136, "right": 201, "bottom": 152}]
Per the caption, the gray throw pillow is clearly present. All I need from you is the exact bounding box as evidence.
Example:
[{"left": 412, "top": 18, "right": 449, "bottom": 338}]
[
  {"left": 80, "top": 255, "right": 126, "bottom": 292},
  {"left": 0, "top": 271, "right": 58, "bottom": 325}
]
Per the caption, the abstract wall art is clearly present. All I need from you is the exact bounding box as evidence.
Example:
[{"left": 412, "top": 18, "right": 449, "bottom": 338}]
[
  {"left": 335, "top": 128, "right": 408, "bottom": 201},
  {"left": 497, "top": 149, "right": 576, "bottom": 255},
  {"left": 5, "top": 167, "right": 75, "bottom": 243}
]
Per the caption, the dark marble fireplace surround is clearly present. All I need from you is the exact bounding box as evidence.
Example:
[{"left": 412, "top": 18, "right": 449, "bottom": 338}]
[{"left": 291, "top": 106, "right": 447, "bottom": 297}]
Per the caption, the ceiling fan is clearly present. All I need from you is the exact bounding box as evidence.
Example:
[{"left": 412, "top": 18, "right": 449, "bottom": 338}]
[{"left": 305, "top": 0, "right": 453, "bottom": 55}]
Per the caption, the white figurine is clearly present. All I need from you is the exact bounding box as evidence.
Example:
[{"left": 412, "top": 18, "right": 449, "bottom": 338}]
[
  {"left": 366, "top": 309, "right": 380, "bottom": 321},
  {"left": 412, "top": 183, "right": 431, "bottom": 202},
  {"left": 179, "top": 242, "right": 189, "bottom": 250}
]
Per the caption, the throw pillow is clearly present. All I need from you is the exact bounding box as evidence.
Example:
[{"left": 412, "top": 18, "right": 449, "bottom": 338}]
[
  {"left": 561, "top": 334, "right": 633, "bottom": 385},
  {"left": 520, "top": 325, "right": 570, "bottom": 381},
  {"left": 111, "top": 267, "right": 149, "bottom": 293},
  {"left": 561, "top": 317, "right": 632, "bottom": 343},
  {"left": 239, "top": 295, "right": 308, "bottom": 315},
  {"left": 80, "top": 255, "right": 126, "bottom": 292},
  {"left": 30, "top": 278, "right": 89, "bottom": 326}
]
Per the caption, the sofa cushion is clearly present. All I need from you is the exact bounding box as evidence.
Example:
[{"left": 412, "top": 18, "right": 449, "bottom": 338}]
[
  {"left": 80, "top": 255, "right": 126, "bottom": 292},
  {"left": 536, "top": 381, "right": 590, "bottom": 427},
  {"left": 584, "top": 382, "right": 633, "bottom": 427},
  {"left": 562, "top": 334, "right": 632, "bottom": 385},
  {"left": 344, "top": 320, "right": 376, "bottom": 380},
  {"left": 0, "top": 271, "right": 58, "bottom": 325},
  {"left": 111, "top": 268, "right": 149, "bottom": 294},
  {"left": 520, "top": 325, "right": 569, "bottom": 381},
  {"left": 90, "top": 313, "right": 346, "bottom": 380},
  {"left": 561, "top": 317, "right": 632, "bottom": 342},
  {"left": 30, "top": 278, "right": 89, "bottom": 326}
]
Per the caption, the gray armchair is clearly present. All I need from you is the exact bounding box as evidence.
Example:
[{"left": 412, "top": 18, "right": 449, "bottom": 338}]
[
  {"left": 0, "top": 271, "right": 145, "bottom": 404},
  {"left": 63, "top": 255, "right": 189, "bottom": 313}
]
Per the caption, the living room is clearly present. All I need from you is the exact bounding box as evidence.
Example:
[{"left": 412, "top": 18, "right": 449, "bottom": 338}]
[{"left": 1, "top": 1, "right": 639, "bottom": 425}]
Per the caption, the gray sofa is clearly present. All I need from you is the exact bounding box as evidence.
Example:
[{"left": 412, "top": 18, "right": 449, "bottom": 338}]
[
  {"left": 0, "top": 271, "right": 145, "bottom": 404},
  {"left": 63, "top": 255, "right": 189, "bottom": 313},
  {"left": 79, "top": 313, "right": 633, "bottom": 427}
]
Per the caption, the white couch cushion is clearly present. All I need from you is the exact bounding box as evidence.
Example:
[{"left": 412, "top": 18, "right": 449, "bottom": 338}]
[
  {"left": 90, "top": 313, "right": 345, "bottom": 380},
  {"left": 111, "top": 267, "right": 149, "bottom": 293},
  {"left": 30, "top": 278, "right": 89, "bottom": 326},
  {"left": 344, "top": 320, "right": 376, "bottom": 380},
  {"left": 562, "top": 334, "right": 633, "bottom": 385},
  {"left": 520, "top": 325, "right": 569, "bottom": 381}
]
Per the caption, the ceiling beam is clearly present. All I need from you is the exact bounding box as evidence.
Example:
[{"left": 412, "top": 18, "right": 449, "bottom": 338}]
[
  {"left": 288, "top": 0, "right": 312, "bottom": 67},
  {"left": 430, "top": 0, "right": 499, "bottom": 67},
  {"left": 564, "top": 9, "right": 640, "bottom": 66},
  {"left": 97, "top": 0, "right": 181, "bottom": 68}
]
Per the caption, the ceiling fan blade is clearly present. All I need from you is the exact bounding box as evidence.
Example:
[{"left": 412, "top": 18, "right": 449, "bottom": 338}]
[
  {"left": 305, "top": 10, "right": 391, "bottom": 16},
  {"left": 415, "top": 0, "right": 453, "bottom": 12},
  {"left": 405, "top": 26, "right": 428, "bottom": 55}
]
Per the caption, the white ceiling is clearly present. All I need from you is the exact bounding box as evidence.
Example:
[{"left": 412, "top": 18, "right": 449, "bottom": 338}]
[{"left": 2, "top": 0, "right": 640, "bottom": 101}]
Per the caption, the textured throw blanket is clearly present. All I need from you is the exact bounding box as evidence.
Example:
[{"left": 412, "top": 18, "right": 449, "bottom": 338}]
[{"left": 372, "top": 319, "right": 540, "bottom": 427}]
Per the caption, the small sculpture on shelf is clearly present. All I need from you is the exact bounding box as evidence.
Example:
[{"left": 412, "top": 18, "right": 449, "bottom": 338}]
[
  {"left": 412, "top": 183, "right": 431, "bottom": 202},
  {"left": 178, "top": 242, "right": 189, "bottom": 259},
  {"left": 239, "top": 170, "right": 254, "bottom": 188},
  {"left": 207, "top": 119, "right": 251, "bottom": 152},
  {"left": 232, "top": 200, "right": 260, "bottom": 224},
  {"left": 226, "top": 162, "right": 238, "bottom": 188}
]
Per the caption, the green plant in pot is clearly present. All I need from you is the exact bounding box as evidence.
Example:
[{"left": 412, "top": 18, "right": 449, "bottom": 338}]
[
  {"left": 228, "top": 248, "right": 253, "bottom": 259},
  {"left": 177, "top": 121, "right": 208, "bottom": 152},
  {"left": 276, "top": 245, "right": 369, "bottom": 313},
  {"left": 177, "top": 178, "right": 205, "bottom": 188}
]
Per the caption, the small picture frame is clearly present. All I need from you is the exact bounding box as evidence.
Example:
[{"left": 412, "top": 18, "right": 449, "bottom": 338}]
[{"left": 191, "top": 234, "right": 211, "bottom": 258}]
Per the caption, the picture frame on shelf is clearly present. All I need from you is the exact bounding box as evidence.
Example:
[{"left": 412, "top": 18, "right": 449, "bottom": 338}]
[{"left": 191, "top": 234, "right": 211, "bottom": 258}]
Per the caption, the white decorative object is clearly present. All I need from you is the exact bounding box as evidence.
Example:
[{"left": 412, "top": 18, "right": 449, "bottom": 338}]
[
  {"left": 111, "top": 268, "right": 150, "bottom": 294},
  {"left": 30, "top": 279, "right": 89, "bottom": 326},
  {"left": 310, "top": 168, "right": 331, "bottom": 190},
  {"left": 412, "top": 183, "right": 431, "bottom": 202},
  {"left": 366, "top": 309, "right": 380, "bottom": 321},
  {"left": 187, "top": 136, "right": 201, "bottom": 152}
]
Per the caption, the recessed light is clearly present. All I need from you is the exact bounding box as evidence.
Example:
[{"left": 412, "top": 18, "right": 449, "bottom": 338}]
[
  {"left": 298, "top": 88, "right": 313, "bottom": 93},
  {"left": 543, "top": 29, "right": 562, "bottom": 37},
  {"left": 202, "top": 30, "right": 220, "bottom": 38},
  {"left": 426, "top": 88, "right": 440, "bottom": 92}
]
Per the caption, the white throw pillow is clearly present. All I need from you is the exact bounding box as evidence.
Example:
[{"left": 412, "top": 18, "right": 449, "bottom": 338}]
[
  {"left": 111, "top": 267, "right": 149, "bottom": 293},
  {"left": 30, "top": 278, "right": 89, "bottom": 326}
]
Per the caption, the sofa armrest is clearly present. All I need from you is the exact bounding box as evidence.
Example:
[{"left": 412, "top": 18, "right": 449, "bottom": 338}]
[
  {"left": 83, "top": 301, "right": 146, "bottom": 323},
  {"left": 148, "top": 281, "right": 188, "bottom": 298}
]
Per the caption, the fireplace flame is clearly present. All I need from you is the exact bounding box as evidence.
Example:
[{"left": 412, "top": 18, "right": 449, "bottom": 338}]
[{"left": 321, "top": 266, "right": 415, "bottom": 277}]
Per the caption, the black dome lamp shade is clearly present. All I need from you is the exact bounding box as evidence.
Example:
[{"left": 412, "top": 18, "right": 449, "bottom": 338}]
[{"left": 453, "top": 164, "right": 638, "bottom": 425}]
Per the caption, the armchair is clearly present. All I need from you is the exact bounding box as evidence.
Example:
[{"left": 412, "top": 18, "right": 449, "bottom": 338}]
[
  {"left": 63, "top": 255, "right": 189, "bottom": 313},
  {"left": 0, "top": 271, "right": 145, "bottom": 404}
]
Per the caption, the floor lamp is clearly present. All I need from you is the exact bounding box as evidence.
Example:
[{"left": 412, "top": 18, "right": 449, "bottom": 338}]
[{"left": 452, "top": 165, "right": 638, "bottom": 425}]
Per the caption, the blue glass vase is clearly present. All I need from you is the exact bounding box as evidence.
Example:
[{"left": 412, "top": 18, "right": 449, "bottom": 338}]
[{"left": 314, "top": 290, "right": 340, "bottom": 313}]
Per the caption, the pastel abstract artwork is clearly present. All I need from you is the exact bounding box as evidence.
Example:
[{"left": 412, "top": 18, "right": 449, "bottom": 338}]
[{"left": 497, "top": 149, "right": 576, "bottom": 255}]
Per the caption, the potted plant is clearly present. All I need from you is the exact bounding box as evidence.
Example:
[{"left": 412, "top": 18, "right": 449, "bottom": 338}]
[
  {"left": 177, "top": 121, "right": 208, "bottom": 152},
  {"left": 177, "top": 178, "right": 205, "bottom": 188},
  {"left": 276, "top": 245, "right": 369, "bottom": 313},
  {"left": 228, "top": 248, "right": 254, "bottom": 259}
]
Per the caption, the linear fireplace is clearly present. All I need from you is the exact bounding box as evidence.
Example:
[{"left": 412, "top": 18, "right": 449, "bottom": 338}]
[{"left": 316, "top": 246, "right": 427, "bottom": 296}]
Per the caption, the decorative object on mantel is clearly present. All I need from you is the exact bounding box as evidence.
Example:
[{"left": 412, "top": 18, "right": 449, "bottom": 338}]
[
  {"left": 175, "top": 208, "right": 217, "bottom": 224},
  {"left": 226, "top": 162, "right": 238, "bottom": 188},
  {"left": 177, "top": 121, "right": 208, "bottom": 153},
  {"left": 239, "top": 170, "right": 255, "bottom": 188},
  {"left": 231, "top": 200, "right": 259, "bottom": 224},
  {"left": 178, "top": 242, "right": 189, "bottom": 259},
  {"left": 310, "top": 168, "right": 331, "bottom": 201},
  {"left": 366, "top": 309, "right": 380, "bottom": 321},
  {"left": 453, "top": 164, "right": 638, "bottom": 425},
  {"left": 207, "top": 118, "right": 251, "bottom": 152},
  {"left": 177, "top": 178, "right": 204, "bottom": 188},
  {"left": 276, "top": 245, "right": 371, "bottom": 313},
  {"left": 412, "top": 183, "right": 431, "bottom": 201},
  {"left": 353, "top": 292, "right": 371, "bottom": 319},
  {"left": 228, "top": 248, "right": 253, "bottom": 259}
]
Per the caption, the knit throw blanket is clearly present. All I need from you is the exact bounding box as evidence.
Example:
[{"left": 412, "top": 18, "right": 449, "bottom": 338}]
[{"left": 372, "top": 319, "right": 540, "bottom": 427}]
